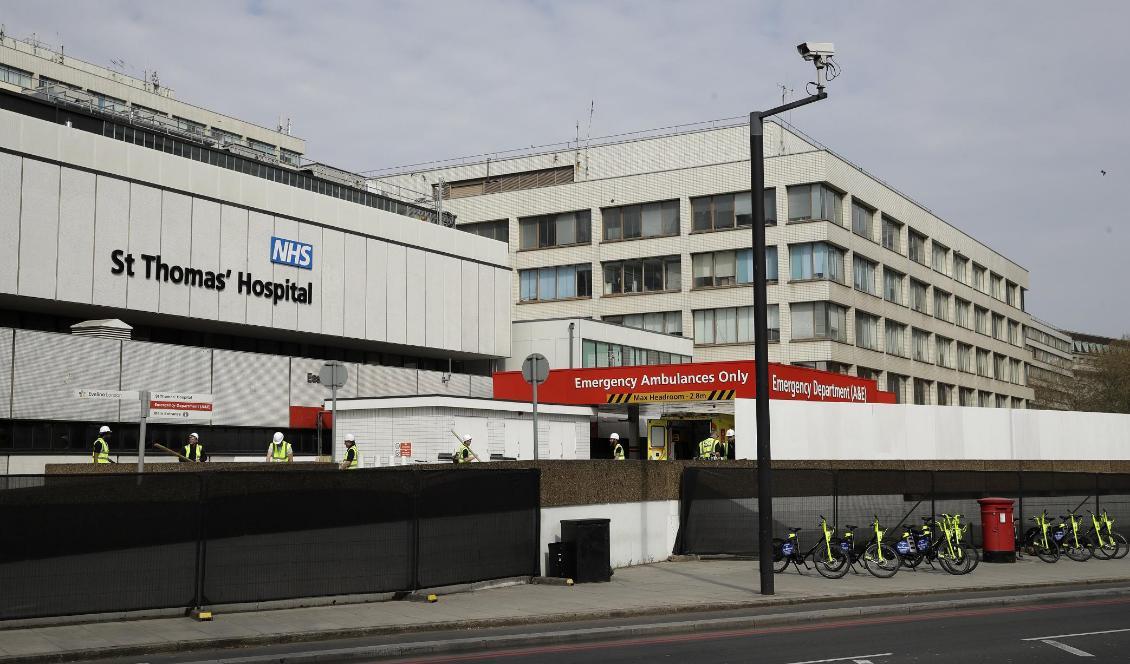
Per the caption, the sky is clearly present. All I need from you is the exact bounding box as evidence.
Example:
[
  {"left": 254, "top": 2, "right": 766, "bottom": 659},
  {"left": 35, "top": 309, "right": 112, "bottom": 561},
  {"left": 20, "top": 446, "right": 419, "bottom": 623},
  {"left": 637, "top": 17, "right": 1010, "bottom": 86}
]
[{"left": 2, "top": 0, "right": 1126, "bottom": 336}]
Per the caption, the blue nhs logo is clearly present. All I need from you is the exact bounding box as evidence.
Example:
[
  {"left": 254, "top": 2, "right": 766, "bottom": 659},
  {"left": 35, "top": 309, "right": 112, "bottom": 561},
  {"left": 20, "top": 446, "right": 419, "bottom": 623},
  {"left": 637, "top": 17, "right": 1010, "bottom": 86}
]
[{"left": 270, "top": 236, "right": 313, "bottom": 270}]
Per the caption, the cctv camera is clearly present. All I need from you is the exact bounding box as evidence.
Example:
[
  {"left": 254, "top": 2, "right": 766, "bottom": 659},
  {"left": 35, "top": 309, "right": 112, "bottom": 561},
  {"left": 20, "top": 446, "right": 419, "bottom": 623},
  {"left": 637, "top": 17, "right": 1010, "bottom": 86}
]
[{"left": 796, "top": 42, "right": 835, "bottom": 65}]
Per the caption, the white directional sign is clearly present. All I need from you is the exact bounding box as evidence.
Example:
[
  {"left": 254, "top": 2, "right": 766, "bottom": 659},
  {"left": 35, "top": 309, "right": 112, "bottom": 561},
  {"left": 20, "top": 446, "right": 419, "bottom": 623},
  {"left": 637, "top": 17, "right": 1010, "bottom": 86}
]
[
  {"left": 147, "top": 392, "right": 214, "bottom": 422},
  {"left": 73, "top": 389, "right": 140, "bottom": 401}
]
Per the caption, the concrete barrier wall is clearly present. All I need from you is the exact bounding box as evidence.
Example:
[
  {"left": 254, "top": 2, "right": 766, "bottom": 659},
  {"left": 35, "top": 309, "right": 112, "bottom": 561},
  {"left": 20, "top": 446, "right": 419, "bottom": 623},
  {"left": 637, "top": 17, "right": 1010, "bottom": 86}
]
[
  {"left": 540, "top": 501, "right": 680, "bottom": 575},
  {"left": 734, "top": 400, "right": 1130, "bottom": 461}
]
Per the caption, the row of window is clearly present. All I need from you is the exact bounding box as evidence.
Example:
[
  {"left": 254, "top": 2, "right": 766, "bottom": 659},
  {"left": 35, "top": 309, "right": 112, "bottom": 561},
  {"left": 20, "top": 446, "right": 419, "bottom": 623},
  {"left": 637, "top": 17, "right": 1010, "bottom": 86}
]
[
  {"left": 798, "top": 365, "right": 1024, "bottom": 408},
  {"left": 580, "top": 340, "right": 691, "bottom": 368},
  {"left": 1024, "top": 326, "right": 1073, "bottom": 353}
]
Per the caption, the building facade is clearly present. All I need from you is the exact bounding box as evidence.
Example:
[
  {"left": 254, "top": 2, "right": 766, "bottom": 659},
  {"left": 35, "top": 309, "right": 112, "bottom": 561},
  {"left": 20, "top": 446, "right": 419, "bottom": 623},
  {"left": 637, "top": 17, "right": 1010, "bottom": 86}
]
[
  {"left": 379, "top": 119, "right": 1036, "bottom": 407},
  {"left": 1024, "top": 318, "right": 1074, "bottom": 410}
]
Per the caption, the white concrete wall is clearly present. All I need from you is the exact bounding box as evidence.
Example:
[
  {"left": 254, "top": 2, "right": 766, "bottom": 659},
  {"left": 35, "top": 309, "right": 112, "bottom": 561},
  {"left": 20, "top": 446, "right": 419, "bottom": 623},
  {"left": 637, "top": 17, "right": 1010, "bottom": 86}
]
[
  {"left": 0, "top": 108, "right": 511, "bottom": 359},
  {"left": 734, "top": 398, "right": 1130, "bottom": 461},
  {"left": 540, "top": 500, "right": 680, "bottom": 575}
]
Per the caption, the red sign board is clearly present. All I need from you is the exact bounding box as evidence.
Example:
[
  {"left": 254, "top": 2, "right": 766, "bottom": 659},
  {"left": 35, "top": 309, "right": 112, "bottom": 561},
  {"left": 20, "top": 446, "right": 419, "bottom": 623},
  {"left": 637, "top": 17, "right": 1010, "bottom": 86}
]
[
  {"left": 493, "top": 361, "right": 896, "bottom": 406},
  {"left": 397, "top": 441, "right": 413, "bottom": 458}
]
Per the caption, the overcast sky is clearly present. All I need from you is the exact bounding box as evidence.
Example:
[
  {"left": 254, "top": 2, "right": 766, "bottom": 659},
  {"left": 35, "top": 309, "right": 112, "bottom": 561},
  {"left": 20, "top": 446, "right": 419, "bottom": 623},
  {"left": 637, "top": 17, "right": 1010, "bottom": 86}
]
[{"left": 3, "top": 1, "right": 1126, "bottom": 335}]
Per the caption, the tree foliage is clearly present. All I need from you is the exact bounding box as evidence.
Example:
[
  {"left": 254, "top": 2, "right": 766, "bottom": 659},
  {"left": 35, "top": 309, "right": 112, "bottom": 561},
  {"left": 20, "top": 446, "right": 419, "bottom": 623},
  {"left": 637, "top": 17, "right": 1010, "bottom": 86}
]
[{"left": 1033, "top": 338, "right": 1130, "bottom": 413}]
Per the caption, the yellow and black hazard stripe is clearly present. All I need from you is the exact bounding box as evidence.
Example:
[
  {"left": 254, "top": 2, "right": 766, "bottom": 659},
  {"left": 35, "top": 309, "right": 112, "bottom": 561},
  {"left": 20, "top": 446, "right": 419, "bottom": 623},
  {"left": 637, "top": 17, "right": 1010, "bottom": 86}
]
[
  {"left": 704, "top": 389, "right": 736, "bottom": 401},
  {"left": 607, "top": 393, "right": 634, "bottom": 404},
  {"left": 606, "top": 389, "right": 736, "bottom": 404}
]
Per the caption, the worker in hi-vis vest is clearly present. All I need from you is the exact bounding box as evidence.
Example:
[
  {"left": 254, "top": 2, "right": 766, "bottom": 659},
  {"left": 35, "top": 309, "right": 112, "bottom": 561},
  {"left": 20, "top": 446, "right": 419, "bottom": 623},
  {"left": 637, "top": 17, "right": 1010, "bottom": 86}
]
[
  {"left": 180, "top": 432, "right": 206, "bottom": 462},
  {"left": 698, "top": 434, "right": 718, "bottom": 460},
  {"left": 610, "top": 432, "right": 626, "bottom": 460},
  {"left": 340, "top": 433, "right": 360, "bottom": 470},
  {"left": 92, "top": 425, "right": 112, "bottom": 464},
  {"left": 266, "top": 431, "right": 293, "bottom": 462},
  {"left": 453, "top": 434, "right": 481, "bottom": 463}
]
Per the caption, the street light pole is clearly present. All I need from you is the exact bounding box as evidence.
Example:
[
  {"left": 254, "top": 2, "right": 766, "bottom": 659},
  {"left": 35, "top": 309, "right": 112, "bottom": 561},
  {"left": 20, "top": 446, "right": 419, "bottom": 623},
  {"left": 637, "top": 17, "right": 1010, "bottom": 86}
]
[{"left": 751, "top": 88, "right": 828, "bottom": 596}]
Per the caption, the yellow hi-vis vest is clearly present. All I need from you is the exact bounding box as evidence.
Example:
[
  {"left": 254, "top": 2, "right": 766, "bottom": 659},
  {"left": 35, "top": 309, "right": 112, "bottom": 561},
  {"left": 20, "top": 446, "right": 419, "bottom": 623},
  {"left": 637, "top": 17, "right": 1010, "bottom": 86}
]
[
  {"left": 613, "top": 443, "right": 625, "bottom": 460},
  {"left": 184, "top": 443, "right": 203, "bottom": 461},
  {"left": 698, "top": 438, "right": 716, "bottom": 460},
  {"left": 453, "top": 443, "right": 472, "bottom": 463},
  {"left": 93, "top": 437, "right": 110, "bottom": 464},
  {"left": 270, "top": 441, "right": 292, "bottom": 462},
  {"left": 344, "top": 445, "right": 359, "bottom": 469}
]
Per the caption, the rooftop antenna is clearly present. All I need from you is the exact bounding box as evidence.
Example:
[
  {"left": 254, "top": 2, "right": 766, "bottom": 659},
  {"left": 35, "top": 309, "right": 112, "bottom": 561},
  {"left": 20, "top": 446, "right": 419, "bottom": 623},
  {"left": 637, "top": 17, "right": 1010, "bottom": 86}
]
[
  {"left": 777, "top": 83, "right": 794, "bottom": 154},
  {"left": 574, "top": 119, "right": 581, "bottom": 172},
  {"left": 584, "top": 100, "right": 594, "bottom": 178}
]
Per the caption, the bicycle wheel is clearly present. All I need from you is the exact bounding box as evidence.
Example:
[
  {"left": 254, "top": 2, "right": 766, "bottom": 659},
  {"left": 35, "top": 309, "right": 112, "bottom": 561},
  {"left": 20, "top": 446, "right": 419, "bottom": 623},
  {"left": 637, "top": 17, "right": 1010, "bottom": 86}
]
[
  {"left": 1112, "top": 533, "right": 1128, "bottom": 560},
  {"left": 1064, "top": 542, "right": 1093, "bottom": 562},
  {"left": 863, "top": 542, "right": 900, "bottom": 578},
  {"left": 814, "top": 542, "right": 850, "bottom": 579},
  {"left": 955, "top": 545, "right": 979, "bottom": 574},
  {"left": 1025, "top": 531, "right": 1059, "bottom": 563},
  {"left": 939, "top": 546, "right": 974, "bottom": 575},
  {"left": 1090, "top": 533, "right": 1115, "bottom": 560},
  {"left": 772, "top": 538, "right": 790, "bottom": 573}
]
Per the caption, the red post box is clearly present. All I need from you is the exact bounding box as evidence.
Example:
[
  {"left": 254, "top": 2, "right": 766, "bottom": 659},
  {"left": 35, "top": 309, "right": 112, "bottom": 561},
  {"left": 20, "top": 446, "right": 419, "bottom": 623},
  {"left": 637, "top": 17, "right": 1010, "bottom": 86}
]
[{"left": 977, "top": 497, "right": 1016, "bottom": 563}]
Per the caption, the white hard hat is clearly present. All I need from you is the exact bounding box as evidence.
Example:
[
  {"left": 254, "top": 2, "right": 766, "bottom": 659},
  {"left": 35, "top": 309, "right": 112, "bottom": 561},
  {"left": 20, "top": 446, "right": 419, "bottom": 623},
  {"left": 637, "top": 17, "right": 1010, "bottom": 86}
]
[
  {"left": 188, "top": 432, "right": 199, "bottom": 440},
  {"left": 344, "top": 433, "right": 355, "bottom": 443},
  {"left": 462, "top": 434, "right": 472, "bottom": 442},
  {"left": 273, "top": 432, "right": 284, "bottom": 443},
  {"left": 610, "top": 432, "right": 620, "bottom": 440},
  {"left": 726, "top": 429, "right": 735, "bottom": 437},
  {"left": 99, "top": 425, "right": 111, "bottom": 434}
]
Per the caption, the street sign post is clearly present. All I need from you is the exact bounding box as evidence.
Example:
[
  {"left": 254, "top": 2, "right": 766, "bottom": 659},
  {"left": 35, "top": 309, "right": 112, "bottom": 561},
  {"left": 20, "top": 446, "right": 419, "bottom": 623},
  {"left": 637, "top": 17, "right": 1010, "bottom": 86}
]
[
  {"left": 521, "top": 353, "right": 549, "bottom": 460},
  {"left": 319, "top": 361, "right": 349, "bottom": 461},
  {"left": 74, "top": 389, "right": 213, "bottom": 472}
]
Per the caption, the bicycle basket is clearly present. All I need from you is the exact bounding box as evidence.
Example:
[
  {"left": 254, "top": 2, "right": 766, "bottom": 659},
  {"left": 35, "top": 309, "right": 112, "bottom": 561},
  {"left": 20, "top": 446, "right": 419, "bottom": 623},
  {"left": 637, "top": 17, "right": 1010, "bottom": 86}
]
[
  {"left": 917, "top": 536, "right": 931, "bottom": 549},
  {"left": 1053, "top": 529, "right": 1066, "bottom": 542},
  {"left": 839, "top": 540, "right": 852, "bottom": 552},
  {"left": 781, "top": 541, "right": 795, "bottom": 556},
  {"left": 896, "top": 540, "right": 913, "bottom": 555}
]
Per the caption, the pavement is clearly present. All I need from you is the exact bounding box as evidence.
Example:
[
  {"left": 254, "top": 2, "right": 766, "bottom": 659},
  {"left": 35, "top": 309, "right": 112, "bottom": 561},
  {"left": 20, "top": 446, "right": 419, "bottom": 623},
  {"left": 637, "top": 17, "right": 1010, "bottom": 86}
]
[{"left": 3, "top": 555, "right": 1130, "bottom": 663}]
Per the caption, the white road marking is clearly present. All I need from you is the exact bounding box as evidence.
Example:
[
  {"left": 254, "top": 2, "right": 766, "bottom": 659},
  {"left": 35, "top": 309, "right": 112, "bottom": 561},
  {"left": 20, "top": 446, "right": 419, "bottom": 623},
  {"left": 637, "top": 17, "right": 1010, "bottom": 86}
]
[
  {"left": 1039, "top": 639, "right": 1094, "bottom": 657},
  {"left": 782, "top": 654, "right": 891, "bottom": 664},
  {"left": 1023, "top": 627, "right": 1130, "bottom": 641}
]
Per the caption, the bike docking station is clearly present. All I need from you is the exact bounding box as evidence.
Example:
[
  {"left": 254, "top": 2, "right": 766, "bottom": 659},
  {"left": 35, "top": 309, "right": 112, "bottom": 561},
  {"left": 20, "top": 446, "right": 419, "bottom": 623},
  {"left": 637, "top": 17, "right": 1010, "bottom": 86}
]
[{"left": 978, "top": 498, "right": 1017, "bottom": 563}]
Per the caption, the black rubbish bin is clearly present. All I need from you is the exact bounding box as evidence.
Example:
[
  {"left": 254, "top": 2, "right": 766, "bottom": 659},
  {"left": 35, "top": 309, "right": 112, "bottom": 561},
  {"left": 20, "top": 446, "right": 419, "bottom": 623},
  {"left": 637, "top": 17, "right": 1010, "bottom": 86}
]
[{"left": 560, "top": 518, "right": 611, "bottom": 583}]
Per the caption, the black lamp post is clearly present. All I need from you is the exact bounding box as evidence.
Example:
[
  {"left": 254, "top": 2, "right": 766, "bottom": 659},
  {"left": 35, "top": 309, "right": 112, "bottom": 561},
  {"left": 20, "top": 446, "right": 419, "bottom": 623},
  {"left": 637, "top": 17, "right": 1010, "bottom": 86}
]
[{"left": 752, "top": 43, "right": 836, "bottom": 595}]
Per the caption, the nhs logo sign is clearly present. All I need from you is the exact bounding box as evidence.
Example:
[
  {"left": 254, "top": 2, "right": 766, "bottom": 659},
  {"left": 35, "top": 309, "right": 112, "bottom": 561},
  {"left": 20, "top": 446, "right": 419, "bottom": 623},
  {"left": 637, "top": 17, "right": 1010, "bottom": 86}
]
[{"left": 270, "top": 237, "right": 313, "bottom": 270}]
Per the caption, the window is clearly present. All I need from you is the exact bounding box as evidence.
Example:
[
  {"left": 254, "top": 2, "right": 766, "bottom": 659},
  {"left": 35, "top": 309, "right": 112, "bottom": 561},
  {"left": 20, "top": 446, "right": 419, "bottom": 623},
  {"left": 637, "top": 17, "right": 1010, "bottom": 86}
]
[
  {"left": 882, "top": 215, "right": 902, "bottom": 252},
  {"left": 0, "top": 64, "right": 33, "bottom": 88},
  {"left": 93, "top": 92, "right": 128, "bottom": 113},
  {"left": 990, "top": 273, "right": 1004, "bottom": 300},
  {"left": 955, "top": 298, "right": 972, "bottom": 329},
  {"left": 519, "top": 210, "right": 592, "bottom": 249},
  {"left": 857, "top": 367, "right": 880, "bottom": 381},
  {"left": 851, "top": 200, "right": 875, "bottom": 239},
  {"left": 581, "top": 340, "right": 689, "bottom": 368},
  {"left": 936, "top": 335, "right": 954, "bottom": 368},
  {"left": 910, "top": 279, "right": 929, "bottom": 314},
  {"left": 960, "top": 387, "right": 975, "bottom": 407},
  {"left": 957, "top": 342, "right": 973, "bottom": 373},
  {"left": 280, "top": 149, "right": 301, "bottom": 166},
  {"left": 976, "top": 349, "right": 992, "bottom": 377},
  {"left": 693, "top": 305, "right": 778, "bottom": 344},
  {"left": 972, "top": 264, "right": 987, "bottom": 292},
  {"left": 975, "top": 306, "right": 990, "bottom": 335},
  {"left": 937, "top": 383, "right": 953, "bottom": 406},
  {"left": 855, "top": 311, "right": 880, "bottom": 350},
  {"left": 1010, "top": 358, "right": 1023, "bottom": 385},
  {"left": 908, "top": 230, "right": 928, "bottom": 264},
  {"left": 883, "top": 268, "right": 904, "bottom": 305},
  {"left": 933, "top": 289, "right": 951, "bottom": 322},
  {"left": 912, "top": 328, "right": 931, "bottom": 362},
  {"left": 692, "top": 247, "right": 776, "bottom": 288},
  {"left": 953, "top": 254, "right": 969, "bottom": 285},
  {"left": 790, "top": 302, "right": 847, "bottom": 342},
  {"left": 1008, "top": 320, "right": 1021, "bottom": 346},
  {"left": 247, "top": 139, "right": 277, "bottom": 157},
  {"left": 994, "top": 354, "right": 1008, "bottom": 380},
  {"left": 603, "top": 255, "right": 680, "bottom": 294},
  {"left": 1005, "top": 281, "right": 1019, "bottom": 307},
  {"left": 460, "top": 219, "right": 509, "bottom": 243},
  {"left": 442, "top": 166, "right": 574, "bottom": 199},
  {"left": 979, "top": 391, "right": 993, "bottom": 408},
  {"left": 996, "top": 394, "right": 1010, "bottom": 409},
  {"left": 691, "top": 190, "right": 774, "bottom": 231},
  {"left": 992, "top": 313, "right": 1005, "bottom": 341},
  {"left": 603, "top": 200, "right": 679, "bottom": 240},
  {"left": 789, "top": 243, "right": 844, "bottom": 282},
  {"left": 853, "top": 255, "right": 878, "bottom": 295},
  {"left": 210, "top": 128, "right": 242, "bottom": 146},
  {"left": 885, "top": 320, "right": 907, "bottom": 357},
  {"left": 518, "top": 264, "right": 592, "bottom": 302},
  {"left": 604, "top": 312, "right": 683, "bottom": 336},
  {"left": 931, "top": 242, "right": 949, "bottom": 274},
  {"left": 887, "top": 374, "right": 906, "bottom": 404},
  {"left": 787, "top": 183, "right": 843, "bottom": 224},
  {"left": 173, "top": 116, "right": 206, "bottom": 134},
  {"left": 913, "top": 379, "right": 931, "bottom": 405}
]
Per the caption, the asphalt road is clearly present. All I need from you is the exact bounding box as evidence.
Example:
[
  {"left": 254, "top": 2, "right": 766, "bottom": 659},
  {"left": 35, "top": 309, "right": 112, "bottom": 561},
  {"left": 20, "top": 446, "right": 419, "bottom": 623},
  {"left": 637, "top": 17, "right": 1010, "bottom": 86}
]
[{"left": 101, "top": 584, "right": 1130, "bottom": 664}]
